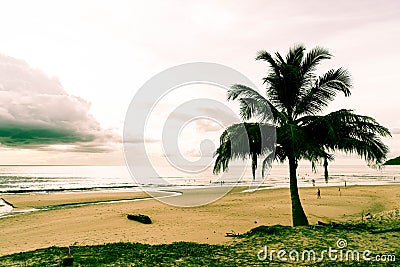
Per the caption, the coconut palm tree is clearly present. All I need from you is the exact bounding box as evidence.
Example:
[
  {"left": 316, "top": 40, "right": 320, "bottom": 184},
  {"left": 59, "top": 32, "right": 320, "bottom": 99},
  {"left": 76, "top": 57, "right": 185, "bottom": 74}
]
[{"left": 213, "top": 45, "right": 391, "bottom": 226}]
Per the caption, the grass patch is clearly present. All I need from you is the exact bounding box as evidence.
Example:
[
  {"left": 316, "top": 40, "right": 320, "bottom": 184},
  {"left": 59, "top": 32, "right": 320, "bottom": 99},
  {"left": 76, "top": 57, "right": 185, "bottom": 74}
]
[{"left": 1, "top": 210, "right": 399, "bottom": 266}]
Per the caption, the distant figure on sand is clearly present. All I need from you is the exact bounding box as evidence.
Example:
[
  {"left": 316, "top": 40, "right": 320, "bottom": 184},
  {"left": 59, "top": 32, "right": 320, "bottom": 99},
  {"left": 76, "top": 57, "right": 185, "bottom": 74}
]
[
  {"left": 312, "top": 179, "right": 315, "bottom": 186},
  {"left": 344, "top": 181, "right": 347, "bottom": 187},
  {"left": 317, "top": 188, "right": 321, "bottom": 199},
  {"left": 338, "top": 187, "right": 341, "bottom": 196}
]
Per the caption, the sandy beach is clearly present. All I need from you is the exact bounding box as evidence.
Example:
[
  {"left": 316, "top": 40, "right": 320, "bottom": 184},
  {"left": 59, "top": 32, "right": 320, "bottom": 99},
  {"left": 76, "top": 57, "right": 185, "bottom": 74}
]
[{"left": 0, "top": 184, "right": 399, "bottom": 256}]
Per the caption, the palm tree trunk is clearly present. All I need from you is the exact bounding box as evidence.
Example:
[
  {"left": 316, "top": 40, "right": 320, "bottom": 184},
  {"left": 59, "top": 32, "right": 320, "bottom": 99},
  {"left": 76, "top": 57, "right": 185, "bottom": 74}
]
[
  {"left": 289, "top": 157, "right": 309, "bottom": 226},
  {"left": 324, "top": 157, "right": 329, "bottom": 184}
]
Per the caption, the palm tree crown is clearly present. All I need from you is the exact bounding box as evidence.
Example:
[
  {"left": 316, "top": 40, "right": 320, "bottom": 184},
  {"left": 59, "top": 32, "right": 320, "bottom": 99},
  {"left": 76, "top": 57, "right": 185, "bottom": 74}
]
[{"left": 214, "top": 44, "right": 391, "bottom": 226}]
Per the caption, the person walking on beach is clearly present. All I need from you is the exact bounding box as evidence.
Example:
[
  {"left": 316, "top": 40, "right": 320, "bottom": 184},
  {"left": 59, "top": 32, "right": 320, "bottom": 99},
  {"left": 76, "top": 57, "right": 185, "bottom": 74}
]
[
  {"left": 338, "top": 187, "right": 341, "bottom": 196},
  {"left": 317, "top": 188, "right": 321, "bottom": 199}
]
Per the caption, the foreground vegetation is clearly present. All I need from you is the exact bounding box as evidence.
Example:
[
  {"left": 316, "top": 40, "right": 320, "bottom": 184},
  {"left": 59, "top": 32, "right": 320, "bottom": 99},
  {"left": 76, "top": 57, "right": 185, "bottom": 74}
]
[{"left": 1, "top": 209, "right": 398, "bottom": 266}]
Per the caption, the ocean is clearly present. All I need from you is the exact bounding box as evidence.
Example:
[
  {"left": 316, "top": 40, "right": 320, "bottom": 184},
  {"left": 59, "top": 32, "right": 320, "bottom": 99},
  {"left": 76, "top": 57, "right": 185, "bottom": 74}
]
[{"left": 0, "top": 164, "right": 398, "bottom": 193}]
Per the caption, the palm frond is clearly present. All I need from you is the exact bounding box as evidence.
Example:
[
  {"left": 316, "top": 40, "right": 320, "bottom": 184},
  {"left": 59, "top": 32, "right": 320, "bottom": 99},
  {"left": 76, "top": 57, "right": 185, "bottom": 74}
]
[
  {"left": 286, "top": 44, "right": 305, "bottom": 66},
  {"left": 300, "top": 46, "right": 331, "bottom": 76},
  {"left": 274, "top": 51, "right": 285, "bottom": 65},
  {"left": 261, "top": 152, "right": 275, "bottom": 178},
  {"left": 258, "top": 46, "right": 306, "bottom": 117},
  {"left": 274, "top": 145, "right": 287, "bottom": 163},
  {"left": 299, "top": 110, "right": 391, "bottom": 166},
  {"left": 228, "top": 84, "right": 286, "bottom": 123},
  {"left": 256, "top": 50, "right": 281, "bottom": 73},
  {"left": 213, "top": 122, "right": 276, "bottom": 174},
  {"left": 319, "top": 68, "right": 351, "bottom": 96},
  {"left": 294, "top": 68, "right": 352, "bottom": 116}
]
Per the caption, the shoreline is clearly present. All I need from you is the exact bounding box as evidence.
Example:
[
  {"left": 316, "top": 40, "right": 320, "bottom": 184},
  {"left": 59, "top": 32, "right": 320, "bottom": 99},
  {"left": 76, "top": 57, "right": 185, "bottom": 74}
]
[
  {"left": 0, "top": 185, "right": 139, "bottom": 194},
  {"left": 1, "top": 181, "right": 399, "bottom": 214},
  {"left": 1, "top": 178, "right": 398, "bottom": 195},
  {"left": 0, "top": 184, "right": 398, "bottom": 256}
]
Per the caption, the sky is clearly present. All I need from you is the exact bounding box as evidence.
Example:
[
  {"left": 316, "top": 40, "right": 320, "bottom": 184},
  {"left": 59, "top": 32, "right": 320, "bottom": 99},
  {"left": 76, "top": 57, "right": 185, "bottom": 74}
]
[{"left": 0, "top": 0, "right": 399, "bottom": 167}]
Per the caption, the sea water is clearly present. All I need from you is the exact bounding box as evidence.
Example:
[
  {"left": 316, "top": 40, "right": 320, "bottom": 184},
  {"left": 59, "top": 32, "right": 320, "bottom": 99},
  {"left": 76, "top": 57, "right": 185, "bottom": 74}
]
[{"left": 0, "top": 164, "right": 399, "bottom": 194}]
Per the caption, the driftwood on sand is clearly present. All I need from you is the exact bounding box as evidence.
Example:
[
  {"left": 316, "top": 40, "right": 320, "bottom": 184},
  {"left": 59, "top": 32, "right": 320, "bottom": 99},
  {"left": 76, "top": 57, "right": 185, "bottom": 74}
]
[{"left": 127, "top": 214, "right": 152, "bottom": 224}]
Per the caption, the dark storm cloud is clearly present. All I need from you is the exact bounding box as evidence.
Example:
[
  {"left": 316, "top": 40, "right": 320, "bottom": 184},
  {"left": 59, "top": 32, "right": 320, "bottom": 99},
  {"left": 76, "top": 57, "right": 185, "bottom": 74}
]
[
  {"left": 0, "top": 54, "right": 115, "bottom": 151},
  {"left": 0, "top": 121, "right": 94, "bottom": 146}
]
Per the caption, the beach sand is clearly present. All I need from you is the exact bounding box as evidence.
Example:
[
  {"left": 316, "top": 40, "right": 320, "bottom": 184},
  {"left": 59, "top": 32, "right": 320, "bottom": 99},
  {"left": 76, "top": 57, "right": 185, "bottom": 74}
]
[{"left": 0, "top": 185, "right": 399, "bottom": 256}]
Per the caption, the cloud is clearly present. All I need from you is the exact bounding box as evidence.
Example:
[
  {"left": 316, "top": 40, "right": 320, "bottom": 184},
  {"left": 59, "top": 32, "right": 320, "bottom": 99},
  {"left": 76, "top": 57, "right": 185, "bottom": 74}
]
[
  {"left": 195, "top": 119, "right": 222, "bottom": 133},
  {"left": 0, "top": 54, "right": 114, "bottom": 151},
  {"left": 123, "top": 136, "right": 160, "bottom": 144},
  {"left": 391, "top": 128, "right": 400, "bottom": 134},
  {"left": 0, "top": 121, "right": 93, "bottom": 146}
]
